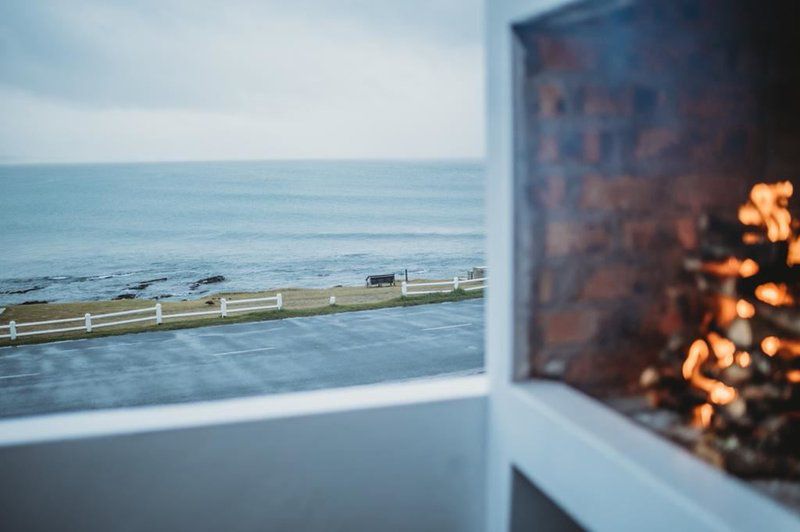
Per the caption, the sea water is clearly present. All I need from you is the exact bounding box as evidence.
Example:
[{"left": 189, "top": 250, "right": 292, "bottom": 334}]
[{"left": 0, "top": 159, "right": 484, "bottom": 304}]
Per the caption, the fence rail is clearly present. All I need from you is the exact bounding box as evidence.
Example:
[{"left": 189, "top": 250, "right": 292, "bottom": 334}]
[
  {"left": 0, "top": 294, "right": 283, "bottom": 342},
  {"left": 401, "top": 277, "right": 487, "bottom": 296}
]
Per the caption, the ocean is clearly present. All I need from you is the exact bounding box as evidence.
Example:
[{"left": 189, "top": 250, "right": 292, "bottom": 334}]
[{"left": 0, "top": 159, "right": 484, "bottom": 305}]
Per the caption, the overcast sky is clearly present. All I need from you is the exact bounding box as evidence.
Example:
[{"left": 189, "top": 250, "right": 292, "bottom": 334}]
[{"left": 0, "top": 0, "right": 484, "bottom": 164}]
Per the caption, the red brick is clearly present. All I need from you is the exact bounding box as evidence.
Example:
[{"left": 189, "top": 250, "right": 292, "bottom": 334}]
[
  {"left": 622, "top": 219, "right": 658, "bottom": 249},
  {"left": 546, "top": 221, "right": 611, "bottom": 257},
  {"left": 536, "top": 36, "right": 596, "bottom": 71},
  {"left": 538, "top": 136, "right": 559, "bottom": 162},
  {"left": 581, "top": 265, "right": 637, "bottom": 300},
  {"left": 582, "top": 86, "right": 630, "bottom": 115},
  {"left": 584, "top": 130, "right": 600, "bottom": 163},
  {"left": 543, "top": 308, "right": 600, "bottom": 345},
  {"left": 538, "top": 268, "right": 555, "bottom": 304},
  {"left": 674, "top": 217, "right": 698, "bottom": 249},
  {"left": 564, "top": 351, "right": 644, "bottom": 392},
  {"left": 538, "top": 84, "right": 565, "bottom": 117},
  {"left": 581, "top": 174, "right": 656, "bottom": 211},
  {"left": 539, "top": 175, "right": 566, "bottom": 209},
  {"left": 635, "top": 127, "right": 678, "bottom": 159}
]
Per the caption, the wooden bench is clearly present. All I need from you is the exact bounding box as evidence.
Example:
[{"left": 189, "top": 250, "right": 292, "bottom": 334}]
[{"left": 365, "top": 274, "right": 396, "bottom": 287}]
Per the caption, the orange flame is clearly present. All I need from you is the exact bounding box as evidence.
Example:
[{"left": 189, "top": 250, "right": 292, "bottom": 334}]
[
  {"left": 755, "top": 283, "right": 794, "bottom": 306},
  {"left": 735, "top": 299, "right": 755, "bottom": 319},
  {"left": 683, "top": 339, "right": 709, "bottom": 380},
  {"left": 739, "top": 259, "right": 759, "bottom": 277},
  {"left": 736, "top": 351, "right": 751, "bottom": 368},
  {"left": 709, "top": 382, "right": 737, "bottom": 405},
  {"left": 708, "top": 332, "right": 735, "bottom": 368},
  {"left": 761, "top": 336, "right": 780, "bottom": 356},
  {"left": 692, "top": 403, "right": 714, "bottom": 429},
  {"left": 788, "top": 370, "right": 800, "bottom": 383},
  {"left": 703, "top": 257, "right": 741, "bottom": 277},
  {"left": 788, "top": 237, "right": 800, "bottom": 266},
  {"left": 681, "top": 338, "right": 737, "bottom": 405},
  {"left": 738, "top": 181, "right": 793, "bottom": 242}
]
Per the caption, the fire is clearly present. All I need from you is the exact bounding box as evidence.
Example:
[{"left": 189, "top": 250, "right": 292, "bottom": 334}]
[
  {"left": 709, "top": 382, "right": 737, "bottom": 405},
  {"left": 736, "top": 351, "right": 751, "bottom": 368},
  {"left": 788, "top": 370, "right": 800, "bottom": 383},
  {"left": 755, "top": 282, "right": 794, "bottom": 306},
  {"left": 739, "top": 258, "right": 759, "bottom": 277},
  {"left": 708, "top": 332, "right": 735, "bottom": 367},
  {"left": 736, "top": 299, "right": 755, "bottom": 319},
  {"left": 692, "top": 403, "right": 714, "bottom": 429},
  {"left": 789, "top": 237, "right": 800, "bottom": 266},
  {"left": 703, "top": 257, "right": 742, "bottom": 276},
  {"left": 738, "top": 181, "right": 793, "bottom": 242},
  {"left": 681, "top": 338, "right": 738, "bottom": 405},
  {"left": 742, "top": 233, "right": 761, "bottom": 244},
  {"left": 682, "top": 339, "right": 709, "bottom": 380},
  {"left": 761, "top": 336, "right": 780, "bottom": 356}
]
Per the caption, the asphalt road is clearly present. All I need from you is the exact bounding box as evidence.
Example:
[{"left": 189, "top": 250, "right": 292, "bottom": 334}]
[{"left": 0, "top": 299, "right": 484, "bottom": 419}]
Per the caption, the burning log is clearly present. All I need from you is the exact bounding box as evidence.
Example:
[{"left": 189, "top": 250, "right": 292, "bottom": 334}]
[{"left": 643, "top": 181, "right": 800, "bottom": 479}]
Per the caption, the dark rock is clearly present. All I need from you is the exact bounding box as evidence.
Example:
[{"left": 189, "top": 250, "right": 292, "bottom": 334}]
[
  {"left": 127, "top": 277, "right": 168, "bottom": 291},
  {"left": 20, "top": 300, "right": 48, "bottom": 305},
  {"left": 205, "top": 300, "right": 215, "bottom": 306},
  {"left": 2, "top": 286, "right": 43, "bottom": 295},
  {"left": 113, "top": 294, "right": 137, "bottom": 300},
  {"left": 190, "top": 275, "right": 225, "bottom": 290}
]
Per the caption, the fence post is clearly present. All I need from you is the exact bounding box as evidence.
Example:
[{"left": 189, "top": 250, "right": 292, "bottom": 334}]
[
  {"left": 453, "top": 276, "right": 460, "bottom": 291},
  {"left": 401, "top": 281, "right": 408, "bottom": 297},
  {"left": 85, "top": 313, "right": 92, "bottom": 333},
  {"left": 9, "top": 321, "right": 16, "bottom": 341},
  {"left": 276, "top": 293, "right": 283, "bottom": 310},
  {"left": 329, "top": 296, "right": 336, "bottom": 306},
  {"left": 155, "top": 303, "right": 163, "bottom": 325},
  {"left": 220, "top": 298, "right": 227, "bottom": 318}
]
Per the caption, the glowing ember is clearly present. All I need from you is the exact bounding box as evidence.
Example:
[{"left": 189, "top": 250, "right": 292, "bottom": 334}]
[
  {"left": 788, "top": 370, "right": 800, "bottom": 383},
  {"left": 708, "top": 332, "right": 735, "bottom": 367},
  {"left": 736, "top": 351, "right": 751, "bottom": 368},
  {"left": 709, "top": 382, "right": 737, "bottom": 405},
  {"left": 736, "top": 299, "right": 755, "bottom": 319},
  {"left": 755, "top": 282, "right": 794, "bottom": 306},
  {"left": 702, "top": 257, "right": 741, "bottom": 277},
  {"left": 682, "top": 339, "right": 708, "bottom": 380},
  {"left": 742, "top": 233, "right": 761, "bottom": 244},
  {"left": 681, "top": 338, "right": 738, "bottom": 404},
  {"left": 738, "top": 181, "right": 793, "bottom": 242},
  {"left": 761, "top": 336, "right": 780, "bottom": 356},
  {"left": 716, "top": 297, "right": 738, "bottom": 326},
  {"left": 738, "top": 258, "right": 759, "bottom": 277},
  {"left": 692, "top": 403, "right": 714, "bottom": 429}
]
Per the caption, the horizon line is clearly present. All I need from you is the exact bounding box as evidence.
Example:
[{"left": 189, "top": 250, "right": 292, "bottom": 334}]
[{"left": 0, "top": 155, "right": 486, "bottom": 167}]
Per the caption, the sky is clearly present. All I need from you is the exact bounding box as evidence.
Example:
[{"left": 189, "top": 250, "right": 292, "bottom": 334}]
[{"left": 0, "top": 0, "right": 484, "bottom": 164}]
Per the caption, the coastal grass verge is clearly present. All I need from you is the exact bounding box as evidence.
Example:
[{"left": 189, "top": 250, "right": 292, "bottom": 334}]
[{"left": 0, "top": 288, "right": 482, "bottom": 348}]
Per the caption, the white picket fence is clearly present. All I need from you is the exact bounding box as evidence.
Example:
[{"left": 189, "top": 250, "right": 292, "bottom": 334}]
[
  {"left": 401, "top": 277, "right": 487, "bottom": 296},
  {"left": 0, "top": 294, "right": 282, "bottom": 341}
]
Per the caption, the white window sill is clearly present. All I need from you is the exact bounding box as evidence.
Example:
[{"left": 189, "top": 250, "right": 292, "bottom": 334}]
[{"left": 0, "top": 374, "right": 488, "bottom": 447}]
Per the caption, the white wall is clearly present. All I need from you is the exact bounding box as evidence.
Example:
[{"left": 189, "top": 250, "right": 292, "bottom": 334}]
[{"left": 0, "top": 387, "right": 486, "bottom": 532}]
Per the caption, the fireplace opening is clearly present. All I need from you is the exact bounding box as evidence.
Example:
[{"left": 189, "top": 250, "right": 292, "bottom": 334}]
[{"left": 513, "top": 0, "right": 800, "bottom": 513}]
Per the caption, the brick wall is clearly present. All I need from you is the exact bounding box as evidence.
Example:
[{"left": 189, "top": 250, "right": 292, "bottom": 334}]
[{"left": 515, "top": 0, "right": 800, "bottom": 394}]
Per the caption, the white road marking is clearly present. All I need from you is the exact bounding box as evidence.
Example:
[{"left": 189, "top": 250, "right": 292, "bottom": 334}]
[
  {"left": 197, "top": 326, "right": 286, "bottom": 338},
  {"left": 0, "top": 372, "right": 40, "bottom": 380},
  {"left": 422, "top": 323, "right": 472, "bottom": 332},
  {"left": 210, "top": 346, "right": 276, "bottom": 357}
]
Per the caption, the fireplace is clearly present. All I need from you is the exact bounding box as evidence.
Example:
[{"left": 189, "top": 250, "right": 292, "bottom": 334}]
[{"left": 513, "top": 0, "right": 800, "bottom": 512}]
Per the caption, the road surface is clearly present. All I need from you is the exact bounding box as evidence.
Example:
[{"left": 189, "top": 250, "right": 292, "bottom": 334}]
[{"left": 0, "top": 299, "right": 483, "bottom": 418}]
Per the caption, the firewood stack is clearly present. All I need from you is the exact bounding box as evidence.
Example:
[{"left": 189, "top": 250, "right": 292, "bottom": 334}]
[{"left": 641, "top": 182, "right": 800, "bottom": 478}]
